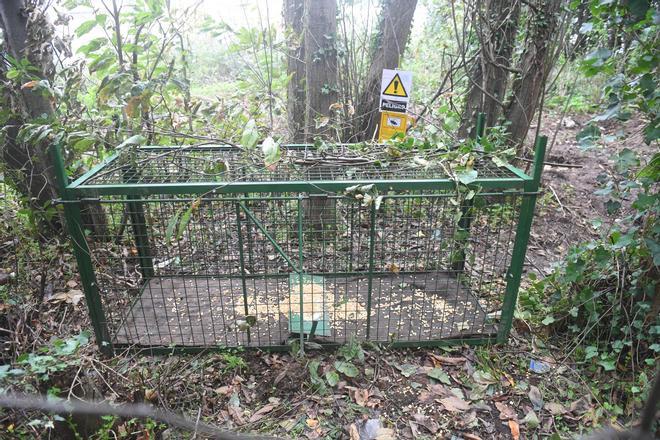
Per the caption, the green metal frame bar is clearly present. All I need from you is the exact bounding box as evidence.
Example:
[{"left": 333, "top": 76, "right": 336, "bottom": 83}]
[
  {"left": 77, "top": 190, "right": 529, "bottom": 204},
  {"left": 50, "top": 144, "right": 113, "bottom": 356},
  {"left": 110, "top": 334, "right": 498, "bottom": 355},
  {"left": 497, "top": 136, "right": 547, "bottom": 343},
  {"left": 365, "top": 202, "right": 377, "bottom": 339},
  {"left": 68, "top": 177, "right": 530, "bottom": 197},
  {"left": 67, "top": 151, "right": 120, "bottom": 188},
  {"left": 297, "top": 197, "right": 305, "bottom": 350}
]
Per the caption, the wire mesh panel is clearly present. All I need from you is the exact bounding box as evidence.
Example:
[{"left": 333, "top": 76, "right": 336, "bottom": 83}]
[{"left": 55, "top": 139, "right": 546, "bottom": 353}]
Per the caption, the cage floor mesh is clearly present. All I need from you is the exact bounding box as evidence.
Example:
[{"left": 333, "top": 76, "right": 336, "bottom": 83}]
[{"left": 114, "top": 272, "right": 495, "bottom": 347}]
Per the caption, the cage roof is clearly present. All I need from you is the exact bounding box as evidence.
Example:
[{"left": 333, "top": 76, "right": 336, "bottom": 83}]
[{"left": 68, "top": 144, "right": 531, "bottom": 196}]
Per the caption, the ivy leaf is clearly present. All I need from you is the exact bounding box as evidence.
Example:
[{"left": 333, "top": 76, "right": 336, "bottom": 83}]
[
  {"left": 117, "top": 134, "right": 146, "bottom": 149},
  {"left": 598, "top": 358, "right": 616, "bottom": 371},
  {"left": 541, "top": 316, "right": 555, "bottom": 325},
  {"left": 334, "top": 361, "right": 359, "bottom": 378},
  {"left": 325, "top": 371, "right": 340, "bottom": 387},
  {"left": 585, "top": 346, "right": 599, "bottom": 360},
  {"left": 262, "top": 136, "right": 281, "bottom": 170},
  {"left": 427, "top": 368, "right": 451, "bottom": 384},
  {"left": 576, "top": 124, "right": 601, "bottom": 149},
  {"left": 241, "top": 119, "right": 259, "bottom": 150},
  {"left": 456, "top": 169, "right": 478, "bottom": 185},
  {"left": 643, "top": 238, "right": 660, "bottom": 265},
  {"left": 614, "top": 148, "right": 639, "bottom": 173},
  {"left": 582, "top": 48, "right": 612, "bottom": 76},
  {"left": 395, "top": 363, "right": 418, "bottom": 378}
]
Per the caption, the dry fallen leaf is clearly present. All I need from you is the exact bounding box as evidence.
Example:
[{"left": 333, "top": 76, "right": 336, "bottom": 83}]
[
  {"left": 353, "top": 388, "right": 370, "bottom": 406},
  {"left": 215, "top": 385, "right": 232, "bottom": 395},
  {"left": 21, "top": 80, "right": 39, "bottom": 90},
  {"left": 348, "top": 423, "right": 360, "bottom": 440},
  {"left": 227, "top": 405, "right": 246, "bottom": 425},
  {"left": 248, "top": 403, "right": 276, "bottom": 423},
  {"left": 439, "top": 395, "right": 471, "bottom": 412},
  {"left": 306, "top": 418, "right": 319, "bottom": 429},
  {"left": 49, "top": 289, "right": 84, "bottom": 306},
  {"left": 528, "top": 385, "right": 544, "bottom": 410},
  {"left": 508, "top": 419, "right": 520, "bottom": 440},
  {"left": 412, "top": 413, "right": 439, "bottom": 434},
  {"left": 545, "top": 402, "right": 567, "bottom": 415},
  {"left": 144, "top": 389, "right": 157, "bottom": 401},
  {"left": 495, "top": 401, "right": 517, "bottom": 420},
  {"left": 428, "top": 354, "right": 466, "bottom": 366}
]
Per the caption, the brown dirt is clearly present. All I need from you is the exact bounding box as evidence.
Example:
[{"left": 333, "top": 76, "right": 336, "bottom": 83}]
[{"left": 523, "top": 112, "right": 654, "bottom": 275}]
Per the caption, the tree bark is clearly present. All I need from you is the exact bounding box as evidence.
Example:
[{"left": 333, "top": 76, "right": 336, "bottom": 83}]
[
  {"left": 503, "top": 0, "right": 562, "bottom": 152},
  {"left": 284, "top": 0, "right": 306, "bottom": 142},
  {"left": 303, "top": 0, "right": 338, "bottom": 141},
  {"left": 0, "top": 0, "right": 58, "bottom": 217},
  {"left": 459, "top": 0, "right": 520, "bottom": 139},
  {"left": 355, "top": 0, "right": 417, "bottom": 142}
]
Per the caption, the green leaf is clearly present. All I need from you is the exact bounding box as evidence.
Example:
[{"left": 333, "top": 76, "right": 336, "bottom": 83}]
[
  {"left": 585, "top": 346, "right": 599, "bottom": 360},
  {"left": 598, "top": 358, "right": 616, "bottom": 371},
  {"left": 117, "top": 135, "right": 146, "bottom": 149},
  {"left": 427, "top": 368, "right": 451, "bottom": 384},
  {"left": 576, "top": 124, "right": 601, "bottom": 148},
  {"left": 627, "top": 0, "right": 650, "bottom": 21},
  {"left": 165, "top": 210, "right": 181, "bottom": 243},
  {"left": 6, "top": 69, "right": 20, "bottom": 79},
  {"left": 541, "top": 316, "right": 555, "bottom": 326},
  {"left": 262, "top": 136, "right": 281, "bottom": 169},
  {"left": 614, "top": 148, "right": 639, "bottom": 173},
  {"left": 75, "top": 19, "right": 97, "bottom": 37},
  {"left": 395, "top": 363, "right": 418, "bottom": 378},
  {"left": 491, "top": 156, "right": 509, "bottom": 167},
  {"left": 241, "top": 119, "right": 259, "bottom": 149},
  {"left": 334, "top": 361, "right": 359, "bottom": 378},
  {"left": 644, "top": 238, "right": 660, "bottom": 266},
  {"left": 637, "top": 153, "right": 660, "bottom": 180},
  {"left": 456, "top": 169, "right": 478, "bottom": 185},
  {"left": 325, "top": 371, "right": 340, "bottom": 387},
  {"left": 579, "top": 22, "right": 593, "bottom": 33},
  {"left": 177, "top": 204, "right": 194, "bottom": 240}
]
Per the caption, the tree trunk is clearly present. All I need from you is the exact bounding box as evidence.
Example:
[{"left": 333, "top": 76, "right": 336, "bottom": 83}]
[
  {"left": 0, "top": 0, "right": 57, "bottom": 217},
  {"left": 284, "top": 0, "right": 306, "bottom": 142},
  {"left": 354, "top": 0, "right": 417, "bottom": 142},
  {"left": 503, "top": 0, "right": 562, "bottom": 153},
  {"left": 303, "top": 0, "right": 338, "bottom": 141},
  {"left": 459, "top": 0, "right": 520, "bottom": 139}
]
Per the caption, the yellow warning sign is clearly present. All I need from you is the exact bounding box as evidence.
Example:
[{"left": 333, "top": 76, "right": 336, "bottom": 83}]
[
  {"left": 382, "top": 73, "right": 408, "bottom": 98},
  {"left": 378, "top": 111, "right": 409, "bottom": 142}
]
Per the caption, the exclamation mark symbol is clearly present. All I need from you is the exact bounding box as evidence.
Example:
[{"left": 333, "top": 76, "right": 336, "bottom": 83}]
[{"left": 394, "top": 79, "right": 399, "bottom": 94}]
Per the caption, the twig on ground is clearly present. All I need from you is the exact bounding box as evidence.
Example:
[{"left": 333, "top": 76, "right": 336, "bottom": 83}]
[
  {"left": 549, "top": 185, "right": 565, "bottom": 214},
  {"left": 516, "top": 157, "right": 583, "bottom": 168},
  {"left": 0, "top": 393, "right": 283, "bottom": 440}
]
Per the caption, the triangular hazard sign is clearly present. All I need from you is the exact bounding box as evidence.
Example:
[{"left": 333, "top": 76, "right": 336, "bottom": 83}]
[{"left": 382, "top": 73, "right": 408, "bottom": 98}]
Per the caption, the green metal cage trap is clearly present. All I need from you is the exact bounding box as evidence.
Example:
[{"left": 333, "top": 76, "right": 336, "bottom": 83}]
[{"left": 52, "top": 119, "right": 546, "bottom": 354}]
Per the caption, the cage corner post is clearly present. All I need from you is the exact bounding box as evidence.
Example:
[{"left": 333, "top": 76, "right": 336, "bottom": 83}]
[
  {"left": 50, "top": 143, "right": 114, "bottom": 356},
  {"left": 497, "top": 135, "right": 547, "bottom": 344}
]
